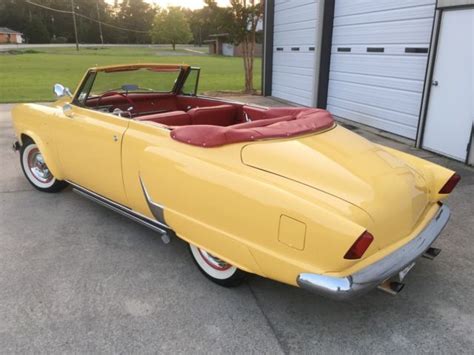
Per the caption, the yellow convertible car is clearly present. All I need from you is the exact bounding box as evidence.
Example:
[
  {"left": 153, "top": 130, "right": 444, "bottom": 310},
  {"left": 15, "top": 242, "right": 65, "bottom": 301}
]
[{"left": 11, "top": 64, "right": 460, "bottom": 299}]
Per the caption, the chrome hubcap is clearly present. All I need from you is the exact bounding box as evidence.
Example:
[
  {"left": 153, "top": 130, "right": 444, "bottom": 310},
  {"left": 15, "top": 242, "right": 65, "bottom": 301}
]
[
  {"left": 28, "top": 148, "right": 53, "bottom": 183},
  {"left": 198, "top": 248, "right": 232, "bottom": 271}
]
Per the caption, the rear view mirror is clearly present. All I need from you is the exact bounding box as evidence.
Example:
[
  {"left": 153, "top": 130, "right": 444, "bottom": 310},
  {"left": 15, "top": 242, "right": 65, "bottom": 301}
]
[{"left": 54, "top": 83, "right": 72, "bottom": 98}]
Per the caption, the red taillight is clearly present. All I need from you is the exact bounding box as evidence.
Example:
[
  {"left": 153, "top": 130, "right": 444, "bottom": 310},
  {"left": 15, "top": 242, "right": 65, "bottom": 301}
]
[
  {"left": 344, "top": 231, "right": 374, "bottom": 260},
  {"left": 439, "top": 173, "right": 461, "bottom": 194}
]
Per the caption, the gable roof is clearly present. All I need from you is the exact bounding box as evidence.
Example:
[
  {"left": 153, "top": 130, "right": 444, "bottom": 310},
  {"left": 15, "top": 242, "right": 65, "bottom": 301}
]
[{"left": 0, "top": 27, "right": 22, "bottom": 34}]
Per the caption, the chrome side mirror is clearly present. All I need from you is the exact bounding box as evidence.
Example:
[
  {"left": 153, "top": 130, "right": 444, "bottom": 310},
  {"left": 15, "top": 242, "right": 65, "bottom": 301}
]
[{"left": 54, "top": 83, "right": 72, "bottom": 98}]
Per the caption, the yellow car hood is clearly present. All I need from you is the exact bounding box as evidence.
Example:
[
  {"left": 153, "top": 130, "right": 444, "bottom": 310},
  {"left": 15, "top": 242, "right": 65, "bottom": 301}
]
[{"left": 241, "top": 126, "right": 430, "bottom": 248}]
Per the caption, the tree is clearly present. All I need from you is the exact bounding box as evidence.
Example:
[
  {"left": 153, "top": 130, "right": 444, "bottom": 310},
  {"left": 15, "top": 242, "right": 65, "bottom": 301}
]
[
  {"left": 151, "top": 7, "right": 193, "bottom": 50},
  {"left": 187, "top": 0, "right": 233, "bottom": 46},
  {"left": 25, "top": 17, "right": 50, "bottom": 43},
  {"left": 228, "top": 0, "right": 264, "bottom": 94},
  {"left": 116, "top": 0, "right": 154, "bottom": 43}
]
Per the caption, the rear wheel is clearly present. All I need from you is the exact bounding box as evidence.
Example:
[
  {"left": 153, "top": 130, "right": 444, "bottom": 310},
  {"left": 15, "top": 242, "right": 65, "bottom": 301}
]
[
  {"left": 20, "top": 140, "right": 68, "bottom": 193},
  {"left": 189, "top": 244, "right": 246, "bottom": 287}
]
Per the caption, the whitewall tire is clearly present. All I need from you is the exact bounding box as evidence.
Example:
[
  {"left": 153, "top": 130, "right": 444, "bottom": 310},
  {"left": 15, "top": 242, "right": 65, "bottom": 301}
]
[
  {"left": 20, "top": 140, "right": 68, "bottom": 193},
  {"left": 189, "top": 244, "right": 246, "bottom": 287}
]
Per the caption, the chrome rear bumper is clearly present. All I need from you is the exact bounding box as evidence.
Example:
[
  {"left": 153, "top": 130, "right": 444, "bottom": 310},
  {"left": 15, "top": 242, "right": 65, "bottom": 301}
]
[{"left": 297, "top": 204, "right": 451, "bottom": 300}]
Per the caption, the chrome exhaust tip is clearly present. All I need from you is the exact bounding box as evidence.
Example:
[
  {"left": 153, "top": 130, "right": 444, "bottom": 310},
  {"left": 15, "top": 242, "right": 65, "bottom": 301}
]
[
  {"left": 377, "top": 280, "right": 405, "bottom": 296},
  {"left": 422, "top": 247, "right": 441, "bottom": 260}
]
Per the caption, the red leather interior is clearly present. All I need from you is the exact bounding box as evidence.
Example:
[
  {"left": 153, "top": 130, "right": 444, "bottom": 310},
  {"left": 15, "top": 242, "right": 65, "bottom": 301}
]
[
  {"left": 136, "top": 110, "right": 191, "bottom": 126},
  {"left": 86, "top": 94, "right": 247, "bottom": 123},
  {"left": 171, "top": 108, "right": 335, "bottom": 147},
  {"left": 187, "top": 105, "right": 238, "bottom": 126},
  {"left": 86, "top": 93, "right": 178, "bottom": 114}
]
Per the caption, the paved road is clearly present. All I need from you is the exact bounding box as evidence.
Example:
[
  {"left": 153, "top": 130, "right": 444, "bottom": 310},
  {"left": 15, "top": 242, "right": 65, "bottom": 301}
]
[
  {"left": 1, "top": 102, "right": 473, "bottom": 353},
  {"left": 0, "top": 43, "right": 208, "bottom": 54}
]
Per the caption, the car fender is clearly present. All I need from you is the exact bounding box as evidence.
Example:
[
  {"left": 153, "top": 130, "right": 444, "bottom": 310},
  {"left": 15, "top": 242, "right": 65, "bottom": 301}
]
[
  {"left": 378, "top": 145, "right": 455, "bottom": 201},
  {"left": 12, "top": 104, "right": 65, "bottom": 181},
  {"left": 138, "top": 145, "right": 264, "bottom": 276}
]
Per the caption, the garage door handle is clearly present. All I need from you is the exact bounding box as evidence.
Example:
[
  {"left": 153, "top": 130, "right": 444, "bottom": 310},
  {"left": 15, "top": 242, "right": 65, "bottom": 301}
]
[{"left": 432, "top": 80, "right": 439, "bottom": 86}]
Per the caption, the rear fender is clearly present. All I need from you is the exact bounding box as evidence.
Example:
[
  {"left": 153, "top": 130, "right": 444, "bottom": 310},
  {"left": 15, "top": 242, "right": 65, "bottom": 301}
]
[
  {"left": 138, "top": 146, "right": 263, "bottom": 275},
  {"left": 379, "top": 145, "right": 456, "bottom": 201}
]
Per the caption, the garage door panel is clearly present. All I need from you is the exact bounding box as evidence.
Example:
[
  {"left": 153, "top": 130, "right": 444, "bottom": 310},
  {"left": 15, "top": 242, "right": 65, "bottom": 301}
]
[
  {"left": 328, "top": 105, "right": 417, "bottom": 138},
  {"left": 330, "top": 54, "right": 429, "bottom": 80},
  {"left": 328, "top": 0, "right": 434, "bottom": 138},
  {"left": 273, "top": 86, "right": 313, "bottom": 106},
  {"left": 273, "top": 72, "right": 314, "bottom": 92},
  {"left": 332, "top": 18, "right": 433, "bottom": 45},
  {"left": 275, "top": 19, "right": 317, "bottom": 33},
  {"left": 273, "top": 64, "right": 314, "bottom": 77},
  {"left": 274, "top": 28, "right": 318, "bottom": 46},
  {"left": 331, "top": 44, "right": 430, "bottom": 56},
  {"left": 273, "top": 52, "right": 316, "bottom": 68},
  {"left": 272, "top": 0, "right": 318, "bottom": 106},
  {"left": 333, "top": 4, "right": 435, "bottom": 26},
  {"left": 329, "top": 71, "right": 423, "bottom": 92},
  {"left": 275, "top": 3, "right": 318, "bottom": 25},
  {"left": 334, "top": 0, "right": 434, "bottom": 17},
  {"left": 328, "top": 80, "right": 422, "bottom": 116},
  {"left": 275, "top": 0, "right": 316, "bottom": 11},
  {"left": 327, "top": 97, "right": 419, "bottom": 127}
]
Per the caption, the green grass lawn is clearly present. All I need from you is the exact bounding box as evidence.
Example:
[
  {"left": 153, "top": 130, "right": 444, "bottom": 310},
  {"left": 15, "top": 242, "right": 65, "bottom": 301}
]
[{"left": 0, "top": 46, "right": 261, "bottom": 103}]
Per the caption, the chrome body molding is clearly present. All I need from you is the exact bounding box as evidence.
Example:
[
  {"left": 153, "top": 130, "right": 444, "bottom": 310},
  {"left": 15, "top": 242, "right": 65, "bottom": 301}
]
[
  {"left": 297, "top": 204, "right": 451, "bottom": 300},
  {"left": 68, "top": 180, "right": 174, "bottom": 242},
  {"left": 138, "top": 175, "right": 167, "bottom": 226}
]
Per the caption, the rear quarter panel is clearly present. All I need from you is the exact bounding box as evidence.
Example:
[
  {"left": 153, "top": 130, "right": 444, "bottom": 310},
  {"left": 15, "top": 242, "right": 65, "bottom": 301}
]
[{"left": 122, "top": 122, "right": 372, "bottom": 286}]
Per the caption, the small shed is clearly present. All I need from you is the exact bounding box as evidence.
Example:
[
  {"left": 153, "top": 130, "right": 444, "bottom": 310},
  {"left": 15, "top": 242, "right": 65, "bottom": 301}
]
[
  {"left": 0, "top": 27, "right": 23, "bottom": 44},
  {"left": 205, "top": 33, "right": 230, "bottom": 55}
]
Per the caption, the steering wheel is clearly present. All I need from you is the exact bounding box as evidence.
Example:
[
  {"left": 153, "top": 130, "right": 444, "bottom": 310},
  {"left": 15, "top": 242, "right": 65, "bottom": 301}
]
[{"left": 96, "top": 91, "right": 135, "bottom": 114}]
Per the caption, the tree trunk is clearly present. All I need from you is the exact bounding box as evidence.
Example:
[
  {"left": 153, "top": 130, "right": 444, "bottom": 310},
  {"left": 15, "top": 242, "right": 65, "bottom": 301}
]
[
  {"left": 242, "top": 35, "right": 256, "bottom": 94},
  {"left": 172, "top": 42, "right": 176, "bottom": 51}
]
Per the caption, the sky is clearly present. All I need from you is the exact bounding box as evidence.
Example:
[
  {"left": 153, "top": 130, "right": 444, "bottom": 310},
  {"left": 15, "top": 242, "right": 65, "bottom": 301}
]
[{"left": 121, "top": 0, "right": 230, "bottom": 10}]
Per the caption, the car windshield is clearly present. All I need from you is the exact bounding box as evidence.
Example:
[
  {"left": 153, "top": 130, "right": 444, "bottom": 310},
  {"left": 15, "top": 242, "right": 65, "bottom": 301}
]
[{"left": 89, "top": 67, "right": 181, "bottom": 96}]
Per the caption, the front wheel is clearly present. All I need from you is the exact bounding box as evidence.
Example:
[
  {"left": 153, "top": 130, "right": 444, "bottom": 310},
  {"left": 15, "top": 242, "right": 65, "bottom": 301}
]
[
  {"left": 20, "top": 140, "right": 68, "bottom": 193},
  {"left": 189, "top": 244, "right": 246, "bottom": 287}
]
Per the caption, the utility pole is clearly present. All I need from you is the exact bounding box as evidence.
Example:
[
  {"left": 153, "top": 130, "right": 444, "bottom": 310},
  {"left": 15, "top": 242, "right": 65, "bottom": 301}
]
[
  {"left": 70, "top": 0, "right": 79, "bottom": 51},
  {"left": 96, "top": 1, "right": 104, "bottom": 45}
]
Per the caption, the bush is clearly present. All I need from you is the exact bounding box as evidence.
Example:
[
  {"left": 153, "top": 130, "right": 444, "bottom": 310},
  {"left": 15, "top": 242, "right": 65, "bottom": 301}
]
[{"left": 51, "top": 36, "right": 68, "bottom": 44}]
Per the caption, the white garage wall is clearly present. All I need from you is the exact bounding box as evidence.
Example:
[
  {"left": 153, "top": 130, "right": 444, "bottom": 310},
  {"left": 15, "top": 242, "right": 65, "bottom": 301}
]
[
  {"left": 327, "top": 0, "right": 436, "bottom": 139},
  {"left": 272, "top": 0, "right": 320, "bottom": 106}
]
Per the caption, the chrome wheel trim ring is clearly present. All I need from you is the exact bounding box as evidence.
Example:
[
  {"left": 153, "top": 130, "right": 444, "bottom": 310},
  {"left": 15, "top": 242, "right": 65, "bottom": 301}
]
[{"left": 22, "top": 144, "right": 56, "bottom": 188}]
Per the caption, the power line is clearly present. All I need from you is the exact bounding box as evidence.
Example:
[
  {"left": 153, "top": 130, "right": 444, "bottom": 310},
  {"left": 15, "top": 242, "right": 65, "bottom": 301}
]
[
  {"left": 25, "top": 0, "right": 150, "bottom": 34},
  {"left": 75, "top": 12, "right": 149, "bottom": 34},
  {"left": 25, "top": 0, "right": 71, "bottom": 14}
]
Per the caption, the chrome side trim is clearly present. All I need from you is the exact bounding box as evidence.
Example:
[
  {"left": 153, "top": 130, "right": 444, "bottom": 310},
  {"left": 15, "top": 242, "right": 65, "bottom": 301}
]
[
  {"left": 297, "top": 204, "right": 451, "bottom": 300},
  {"left": 68, "top": 180, "right": 173, "bottom": 237},
  {"left": 138, "top": 176, "right": 167, "bottom": 226}
]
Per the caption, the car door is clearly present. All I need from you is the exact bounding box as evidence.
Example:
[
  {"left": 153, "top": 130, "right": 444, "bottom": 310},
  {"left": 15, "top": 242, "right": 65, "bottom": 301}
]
[{"left": 56, "top": 103, "right": 129, "bottom": 206}]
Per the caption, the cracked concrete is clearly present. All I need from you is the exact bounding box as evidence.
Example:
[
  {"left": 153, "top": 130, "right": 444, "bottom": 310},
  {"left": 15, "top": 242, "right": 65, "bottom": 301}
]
[{"left": 1, "top": 101, "right": 473, "bottom": 354}]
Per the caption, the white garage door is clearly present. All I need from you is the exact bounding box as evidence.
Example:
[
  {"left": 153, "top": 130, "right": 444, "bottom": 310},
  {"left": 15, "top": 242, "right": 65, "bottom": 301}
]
[
  {"left": 272, "top": 0, "right": 320, "bottom": 106},
  {"left": 327, "top": 0, "right": 436, "bottom": 139}
]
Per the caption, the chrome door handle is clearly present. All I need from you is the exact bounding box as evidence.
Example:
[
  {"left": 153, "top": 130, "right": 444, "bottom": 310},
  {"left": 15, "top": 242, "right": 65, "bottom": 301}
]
[{"left": 432, "top": 80, "right": 439, "bottom": 86}]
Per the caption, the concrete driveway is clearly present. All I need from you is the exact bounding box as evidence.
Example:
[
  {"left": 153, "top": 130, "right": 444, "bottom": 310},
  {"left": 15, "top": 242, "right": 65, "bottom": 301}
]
[{"left": 1, "top": 102, "right": 473, "bottom": 353}]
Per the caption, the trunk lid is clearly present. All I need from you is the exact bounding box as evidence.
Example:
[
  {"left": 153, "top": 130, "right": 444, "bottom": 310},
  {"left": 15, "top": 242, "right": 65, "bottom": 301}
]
[{"left": 241, "top": 126, "right": 430, "bottom": 249}]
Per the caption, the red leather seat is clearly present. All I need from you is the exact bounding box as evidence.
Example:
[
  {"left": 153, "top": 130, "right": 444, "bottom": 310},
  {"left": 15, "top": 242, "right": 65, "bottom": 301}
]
[
  {"left": 187, "top": 105, "right": 238, "bottom": 126},
  {"left": 136, "top": 111, "right": 191, "bottom": 126}
]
